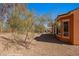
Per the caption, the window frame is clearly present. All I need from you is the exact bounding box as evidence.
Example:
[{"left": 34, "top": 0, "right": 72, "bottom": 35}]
[
  {"left": 56, "top": 21, "right": 61, "bottom": 35},
  {"left": 62, "top": 19, "right": 70, "bottom": 39}
]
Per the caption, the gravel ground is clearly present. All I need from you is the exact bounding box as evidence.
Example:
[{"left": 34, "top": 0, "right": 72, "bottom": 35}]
[{"left": 0, "top": 33, "right": 79, "bottom": 56}]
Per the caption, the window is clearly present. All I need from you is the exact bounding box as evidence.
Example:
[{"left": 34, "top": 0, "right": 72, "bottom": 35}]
[
  {"left": 56, "top": 21, "right": 61, "bottom": 35},
  {"left": 63, "top": 21, "right": 69, "bottom": 36}
]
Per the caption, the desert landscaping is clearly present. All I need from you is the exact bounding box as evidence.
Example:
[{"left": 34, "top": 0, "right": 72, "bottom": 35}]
[
  {"left": 0, "top": 33, "right": 79, "bottom": 56},
  {"left": 0, "top": 3, "right": 79, "bottom": 56}
]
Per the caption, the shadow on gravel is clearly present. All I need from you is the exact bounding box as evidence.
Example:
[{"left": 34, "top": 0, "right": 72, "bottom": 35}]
[{"left": 34, "top": 34, "right": 68, "bottom": 45}]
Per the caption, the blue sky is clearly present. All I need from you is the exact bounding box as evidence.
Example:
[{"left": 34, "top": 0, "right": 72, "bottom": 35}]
[{"left": 27, "top": 3, "right": 79, "bottom": 20}]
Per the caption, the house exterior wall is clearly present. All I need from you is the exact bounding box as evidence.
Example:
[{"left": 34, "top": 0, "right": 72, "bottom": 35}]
[
  {"left": 73, "top": 9, "right": 79, "bottom": 45},
  {"left": 55, "top": 14, "right": 74, "bottom": 44},
  {"left": 54, "top": 9, "right": 79, "bottom": 45}
]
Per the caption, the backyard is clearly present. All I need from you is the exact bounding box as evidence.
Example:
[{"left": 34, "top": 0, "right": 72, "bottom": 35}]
[
  {"left": 0, "top": 3, "right": 79, "bottom": 56},
  {"left": 0, "top": 33, "right": 79, "bottom": 56}
]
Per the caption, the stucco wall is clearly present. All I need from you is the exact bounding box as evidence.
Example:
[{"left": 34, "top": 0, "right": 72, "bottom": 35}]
[
  {"left": 55, "top": 9, "right": 79, "bottom": 45},
  {"left": 55, "top": 12, "right": 74, "bottom": 44},
  {"left": 73, "top": 9, "right": 79, "bottom": 45}
]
